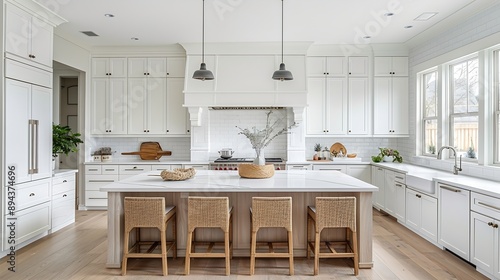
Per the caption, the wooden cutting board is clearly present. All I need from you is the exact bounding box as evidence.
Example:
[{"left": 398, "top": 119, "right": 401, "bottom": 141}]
[{"left": 121, "top": 142, "right": 172, "bottom": 160}]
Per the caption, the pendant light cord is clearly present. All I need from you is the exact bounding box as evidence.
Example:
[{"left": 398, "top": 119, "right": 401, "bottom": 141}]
[
  {"left": 281, "top": 0, "right": 284, "bottom": 64},
  {"left": 202, "top": 0, "right": 205, "bottom": 63}
]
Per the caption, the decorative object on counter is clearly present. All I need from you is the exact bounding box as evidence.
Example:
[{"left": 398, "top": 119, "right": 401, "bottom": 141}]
[
  {"left": 160, "top": 168, "right": 196, "bottom": 181},
  {"left": 121, "top": 142, "right": 172, "bottom": 160},
  {"left": 192, "top": 0, "right": 214, "bottom": 81},
  {"left": 218, "top": 148, "right": 234, "bottom": 159},
  {"left": 52, "top": 124, "right": 83, "bottom": 169},
  {"left": 330, "top": 142, "right": 347, "bottom": 158},
  {"left": 238, "top": 163, "right": 275, "bottom": 179},
  {"left": 371, "top": 155, "right": 382, "bottom": 162},
  {"left": 313, "top": 143, "right": 321, "bottom": 160},
  {"left": 92, "top": 147, "right": 113, "bottom": 162},
  {"left": 376, "top": 147, "right": 403, "bottom": 163},
  {"left": 322, "top": 146, "right": 330, "bottom": 160},
  {"left": 272, "top": 0, "right": 293, "bottom": 81},
  {"left": 236, "top": 110, "right": 295, "bottom": 166},
  {"left": 347, "top": 153, "right": 357, "bottom": 158}
]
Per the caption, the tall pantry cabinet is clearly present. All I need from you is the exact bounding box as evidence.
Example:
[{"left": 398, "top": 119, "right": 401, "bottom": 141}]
[{"left": 1, "top": 0, "right": 64, "bottom": 253}]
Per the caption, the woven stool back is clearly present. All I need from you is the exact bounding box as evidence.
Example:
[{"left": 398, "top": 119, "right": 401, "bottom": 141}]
[
  {"left": 188, "top": 197, "right": 230, "bottom": 232},
  {"left": 315, "top": 197, "right": 356, "bottom": 232},
  {"left": 124, "top": 197, "right": 166, "bottom": 232},
  {"left": 252, "top": 197, "right": 292, "bottom": 231}
]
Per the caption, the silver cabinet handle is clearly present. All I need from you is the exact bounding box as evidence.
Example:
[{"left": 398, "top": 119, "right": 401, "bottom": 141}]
[
  {"left": 395, "top": 184, "right": 403, "bottom": 187},
  {"left": 104, "top": 169, "right": 115, "bottom": 171},
  {"left": 478, "top": 201, "right": 500, "bottom": 212},
  {"left": 33, "top": 119, "right": 39, "bottom": 173},
  {"left": 124, "top": 168, "right": 143, "bottom": 171},
  {"left": 395, "top": 176, "right": 404, "bottom": 180},
  {"left": 88, "top": 168, "right": 99, "bottom": 171},
  {"left": 441, "top": 185, "right": 461, "bottom": 193},
  {"left": 29, "top": 119, "right": 35, "bottom": 174}
]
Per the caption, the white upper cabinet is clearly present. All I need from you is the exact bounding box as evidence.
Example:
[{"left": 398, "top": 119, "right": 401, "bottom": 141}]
[
  {"left": 92, "top": 58, "right": 128, "bottom": 78},
  {"left": 348, "top": 57, "right": 369, "bottom": 76},
  {"left": 166, "top": 57, "right": 186, "bottom": 78},
  {"left": 90, "top": 78, "right": 128, "bottom": 135},
  {"left": 5, "top": 3, "right": 53, "bottom": 68},
  {"left": 128, "top": 57, "right": 167, "bottom": 78},
  {"left": 166, "top": 78, "right": 189, "bottom": 135},
  {"left": 348, "top": 77, "right": 369, "bottom": 135},
  {"left": 307, "top": 56, "right": 347, "bottom": 77},
  {"left": 373, "top": 77, "right": 409, "bottom": 136},
  {"left": 128, "top": 78, "right": 167, "bottom": 134},
  {"left": 374, "top": 57, "right": 408, "bottom": 77}
]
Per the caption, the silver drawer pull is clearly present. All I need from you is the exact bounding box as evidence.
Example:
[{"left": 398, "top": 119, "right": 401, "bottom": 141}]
[
  {"left": 125, "top": 169, "right": 143, "bottom": 171},
  {"left": 104, "top": 169, "right": 115, "bottom": 171},
  {"left": 395, "top": 176, "right": 404, "bottom": 180},
  {"left": 441, "top": 185, "right": 461, "bottom": 193},
  {"left": 88, "top": 180, "right": 115, "bottom": 183},
  {"left": 29, "top": 193, "right": 35, "bottom": 197},
  {"left": 395, "top": 184, "right": 403, "bottom": 187},
  {"left": 88, "top": 168, "right": 98, "bottom": 171},
  {"left": 478, "top": 201, "right": 500, "bottom": 212}
]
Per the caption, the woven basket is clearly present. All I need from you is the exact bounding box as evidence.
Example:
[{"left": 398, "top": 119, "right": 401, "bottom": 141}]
[
  {"left": 160, "top": 168, "right": 196, "bottom": 181},
  {"left": 238, "top": 164, "right": 275, "bottom": 179}
]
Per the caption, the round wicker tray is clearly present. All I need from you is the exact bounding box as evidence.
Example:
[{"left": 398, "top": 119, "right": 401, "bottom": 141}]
[
  {"left": 160, "top": 168, "right": 196, "bottom": 181},
  {"left": 238, "top": 164, "right": 275, "bottom": 179}
]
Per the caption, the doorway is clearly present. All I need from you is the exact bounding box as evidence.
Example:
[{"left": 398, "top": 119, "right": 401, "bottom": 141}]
[{"left": 59, "top": 77, "right": 79, "bottom": 169}]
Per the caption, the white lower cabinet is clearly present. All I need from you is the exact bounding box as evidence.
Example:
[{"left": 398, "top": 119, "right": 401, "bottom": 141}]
[
  {"left": 151, "top": 164, "right": 183, "bottom": 172},
  {"left": 371, "top": 166, "right": 385, "bottom": 209},
  {"left": 118, "top": 165, "right": 152, "bottom": 180},
  {"left": 438, "top": 183, "right": 470, "bottom": 261},
  {"left": 346, "top": 165, "right": 371, "bottom": 183},
  {"left": 383, "top": 170, "right": 406, "bottom": 221},
  {"left": 51, "top": 172, "right": 76, "bottom": 233},
  {"left": 286, "top": 164, "right": 312, "bottom": 170},
  {"left": 405, "top": 188, "right": 438, "bottom": 243},
  {"left": 470, "top": 192, "right": 500, "bottom": 279},
  {"left": 85, "top": 165, "right": 119, "bottom": 208},
  {"left": 183, "top": 164, "right": 209, "bottom": 170},
  {"left": 312, "top": 164, "right": 347, "bottom": 173}
]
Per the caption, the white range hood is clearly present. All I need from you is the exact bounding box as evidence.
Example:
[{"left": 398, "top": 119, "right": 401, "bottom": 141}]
[{"left": 180, "top": 42, "right": 311, "bottom": 125}]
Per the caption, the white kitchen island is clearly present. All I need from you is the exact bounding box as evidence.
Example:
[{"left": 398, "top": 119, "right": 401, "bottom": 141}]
[{"left": 101, "top": 169, "right": 378, "bottom": 269}]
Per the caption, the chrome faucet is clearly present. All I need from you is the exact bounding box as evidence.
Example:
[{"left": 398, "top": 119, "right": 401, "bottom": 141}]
[{"left": 437, "top": 146, "right": 462, "bottom": 175}]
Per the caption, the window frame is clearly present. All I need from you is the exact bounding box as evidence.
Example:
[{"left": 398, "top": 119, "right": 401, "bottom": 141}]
[
  {"left": 421, "top": 69, "right": 439, "bottom": 156},
  {"left": 495, "top": 50, "right": 500, "bottom": 164}
]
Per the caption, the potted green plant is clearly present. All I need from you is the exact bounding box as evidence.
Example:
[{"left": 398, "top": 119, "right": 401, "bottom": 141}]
[
  {"left": 377, "top": 147, "right": 403, "bottom": 163},
  {"left": 52, "top": 124, "right": 83, "bottom": 169}
]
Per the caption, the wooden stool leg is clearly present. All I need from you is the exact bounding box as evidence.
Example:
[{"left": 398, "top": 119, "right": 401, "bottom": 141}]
[
  {"left": 121, "top": 229, "right": 130, "bottom": 276},
  {"left": 225, "top": 231, "right": 230, "bottom": 276},
  {"left": 172, "top": 213, "right": 177, "bottom": 259},
  {"left": 185, "top": 231, "right": 193, "bottom": 275},
  {"left": 250, "top": 230, "right": 257, "bottom": 275},
  {"left": 314, "top": 231, "right": 320, "bottom": 275},
  {"left": 352, "top": 229, "right": 359, "bottom": 275},
  {"left": 161, "top": 229, "right": 167, "bottom": 276},
  {"left": 307, "top": 213, "right": 311, "bottom": 259},
  {"left": 288, "top": 230, "right": 294, "bottom": 276}
]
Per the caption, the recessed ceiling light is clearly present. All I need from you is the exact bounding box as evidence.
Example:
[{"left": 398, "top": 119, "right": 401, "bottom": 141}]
[
  {"left": 104, "top": 14, "right": 115, "bottom": 18},
  {"left": 404, "top": 25, "right": 413, "bottom": 29},
  {"left": 384, "top": 12, "right": 394, "bottom": 17},
  {"left": 131, "top": 37, "right": 139, "bottom": 41},
  {"left": 414, "top": 12, "right": 437, "bottom": 21}
]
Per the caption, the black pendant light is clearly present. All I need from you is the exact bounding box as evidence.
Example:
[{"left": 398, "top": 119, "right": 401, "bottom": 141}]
[
  {"left": 193, "top": 0, "right": 214, "bottom": 81},
  {"left": 272, "top": 0, "right": 293, "bottom": 81}
]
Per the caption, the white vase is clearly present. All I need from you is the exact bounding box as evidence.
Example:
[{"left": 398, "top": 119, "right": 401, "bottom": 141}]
[
  {"left": 383, "top": 156, "right": 393, "bottom": 162},
  {"left": 253, "top": 148, "right": 265, "bottom": 165}
]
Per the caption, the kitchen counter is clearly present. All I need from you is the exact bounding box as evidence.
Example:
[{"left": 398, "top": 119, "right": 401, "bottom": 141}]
[
  {"left": 101, "top": 170, "right": 377, "bottom": 269},
  {"left": 372, "top": 162, "right": 500, "bottom": 198}
]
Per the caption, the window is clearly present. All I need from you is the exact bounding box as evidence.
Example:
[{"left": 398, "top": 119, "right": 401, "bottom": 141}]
[
  {"left": 422, "top": 71, "right": 438, "bottom": 155},
  {"left": 449, "top": 58, "right": 479, "bottom": 160},
  {"left": 495, "top": 51, "right": 500, "bottom": 163}
]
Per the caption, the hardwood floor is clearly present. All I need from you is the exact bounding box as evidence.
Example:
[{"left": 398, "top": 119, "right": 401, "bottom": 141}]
[{"left": 0, "top": 210, "right": 489, "bottom": 279}]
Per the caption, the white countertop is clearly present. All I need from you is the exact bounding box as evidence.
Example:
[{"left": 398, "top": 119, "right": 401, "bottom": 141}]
[
  {"left": 53, "top": 169, "right": 78, "bottom": 177},
  {"left": 100, "top": 170, "right": 378, "bottom": 193},
  {"left": 373, "top": 162, "right": 500, "bottom": 199}
]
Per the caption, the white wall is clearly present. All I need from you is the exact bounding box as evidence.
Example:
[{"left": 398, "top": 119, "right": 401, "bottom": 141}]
[{"left": 403, "top": 3, "right": 500, "bottom": 181}]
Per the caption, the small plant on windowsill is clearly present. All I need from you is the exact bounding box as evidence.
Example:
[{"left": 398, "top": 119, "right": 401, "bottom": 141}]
[{"left": 374, "top": 147, "right": 403, "bottom": 163}]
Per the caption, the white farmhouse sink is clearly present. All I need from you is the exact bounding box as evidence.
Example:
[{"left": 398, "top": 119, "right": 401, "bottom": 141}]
[{"left": 406, "top": 174, "right": 435, "bottom": 195}]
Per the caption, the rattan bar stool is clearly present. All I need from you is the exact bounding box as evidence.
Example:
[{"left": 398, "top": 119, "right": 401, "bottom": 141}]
[
  {"left": 121, "top": 197, "right": 177, "bottom": 276},
  {"left": 185, "top": 196, "right": 233, "bottom": 276},
  {"left": 307, "top": 197, "right": 358, "bottom": 275},
  {"left": 250, "top": 197, "right": 294, "bottom": 276}
]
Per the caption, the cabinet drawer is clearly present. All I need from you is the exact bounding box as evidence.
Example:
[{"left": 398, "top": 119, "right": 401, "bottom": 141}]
[
  {"left": 312, "top": 165, "right": 347, "bottom": 173},
  {"left": 394, "top": 172, "right": 406, "bottom": 184},
  {"left": 53, "top": 173, "right": 75, "bottom": 186},
  {"left": 471, "top": 192, "right": 500, "bottom": 220},
  {"left": 85, "top": 175, "right": 118, "bottom": 191},
  {"left": 14, "top": 179, "right": 51, "bottom": 211},
  {"left": 52, "top": 190, "right": 75, "bottom": 228},
  {"left": 52, "top": 176, "right": 75, "bottom": 195},
  {"left": 85, "top": 191, "right": 108, "bottom": 207},
  {"left": 85, "top": 165, "right": 102, "bottom": 174},
  {"left": 102, "top": 165, "right": 119, "bottom": 175},
  {"left": 119, "top": 165, "right": 152, "bottom": 175},
  {"left": 5, "top": 201, "right": 51, "bottom": 247},
  {"left": 152, "top": 164, "right": 182, "bottom": 171}
]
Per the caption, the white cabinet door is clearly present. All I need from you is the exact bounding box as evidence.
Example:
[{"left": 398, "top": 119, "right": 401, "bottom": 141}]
[
  {"left": 371, "top": 166, "right": 385, "bottom": 209},
  {"left": 326, "top": 78, "right": 348, "bottom": 134},
  {"left": 90, "top": 79, "right": 108, "bottom": 134},
  {"left": 30, "top": 85, "right": 52, "bottom": 181},
  {"left": 384, "top": 170, "right": 396, "bottom": 216},
  {"left": 471, "top": 211, "right": 495, "bottom": 275},
  {"left": 348, "top": 57, "right": 368, "bottom": 76},
  {"left": 391, "top": 77, "right": 409, "bottom": 135},
  {"left": 346, "top": 165, "right": 370, "bottom": 183},
  {"left": 127, "top": 78, "right": 148, "bottom": 134},
  {"left": 420, "top": 193, "right": 437, "bottom": 242},
  {"left": 374, "top": 57, "right": 408, "bottom": 76},
  {"left": 394, "top": 181, "right": 406, "bottom": 221},
  {"left": 391, "top": 57, "right": 408, "bottom": 76},
  {"left": 148, "top": 78, "right": 167, "bottom": 134},
  {"left": 307, "top": 56, "right": 346, "bottom": 77},
  {"left": 438, "top": 184, "right": 470, "bottom": 261},
  {"left": 30, "top": 21, "right": 53, "bottom": 67},
  {"left": 166, "top": 78, "right": 188, "bottom": 135},
  {"left": 167, "top": 57, "right": 186, "bottom": 78},
  {"left": 405, "top": 188, "right": 421, "bottom": 231},
  {"left": 307, "top": 57, "right": 327, "bottom": 77},
  {"left": 149, "top": 58, "right": 167, "bottom": 77},
  {"left": 108, "top": 79, "right": 128, "bottom": 134},
  {"left": 306, "top": 78, "right": 327, "bottom": 135},
  {"left": 127, "top": 58, "right": 149, "bottom": 77},
  {"left": 373, "top": 77, "right": 391, "bottom": 135},
  {"left": 348, "top": 78, "right": 369, "bottom": 135},
  {"left": 92, "top": 58, "right": 127, "bottom": 77}
]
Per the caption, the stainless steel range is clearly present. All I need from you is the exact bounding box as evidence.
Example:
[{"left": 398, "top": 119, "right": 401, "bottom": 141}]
[{"left": 210, "top": 158, "right": 285, "bottom": 170}]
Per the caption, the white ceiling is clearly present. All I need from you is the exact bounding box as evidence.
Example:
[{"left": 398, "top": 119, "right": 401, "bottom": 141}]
[{"left": 37, "top": 0, "right": 498, "bottom": 49}]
